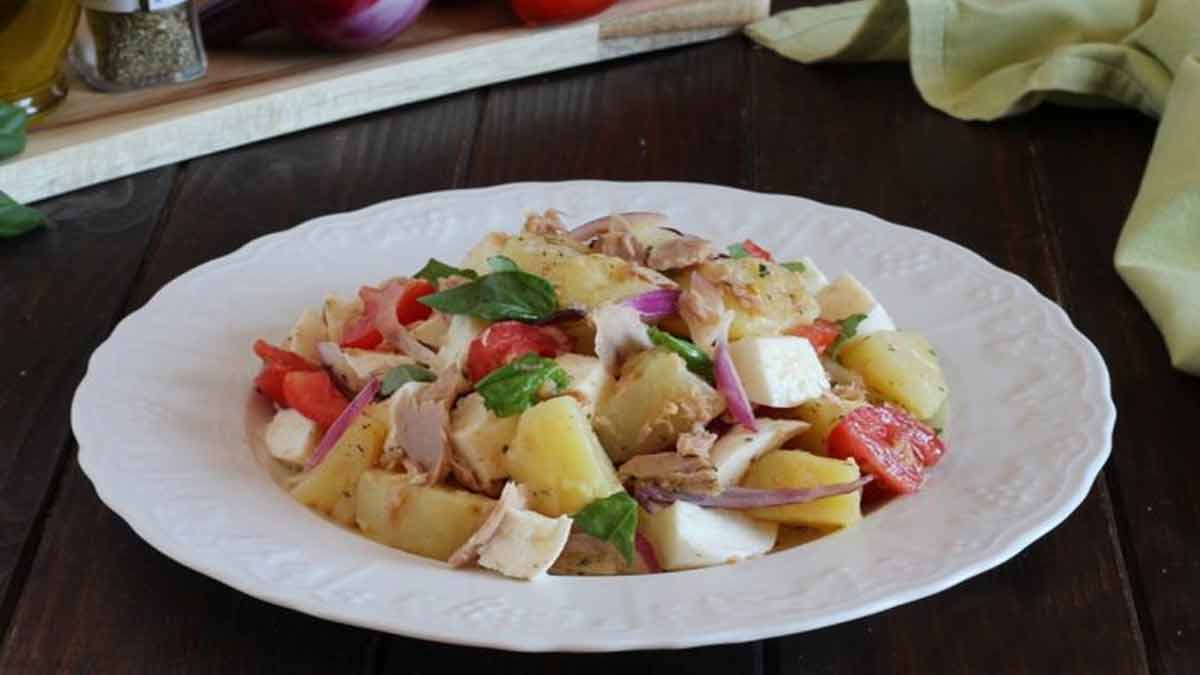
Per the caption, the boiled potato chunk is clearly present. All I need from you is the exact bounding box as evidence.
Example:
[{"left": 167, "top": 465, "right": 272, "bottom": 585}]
[
  {"left": 676, "top": 259, "right": 819, "bottom": 340},
  {"left": 553, "top": 354, "right": 613, "bottom": 419},
  {"left": 781, "top": 394, "right": 867, "bottom": 454},
  {"left": 507, "top": 396, "right": 623, "bottom": 517},
  {"left": 291, "top": 417, "right": 387, "bottom": 525},
  {"left": 838, "top": 330, "right": 948, "bottom": 420},
  {"left": 639, "top": 502, "right": 778, "bottom": 571},
  {"left": 709, "top": 419, "right": 808, "bottom": 488},
  {"left": 355, "top": 469, "right": 496, "bottom": 561},
  {"left": 449, "top": 393, "right": 517, "bottom": 492},
  {"left": 741, "top": 450, "right": 863, "bottom": 529},
  {"left": 499, "top": 234, "right": 674, "bottom": 309},
  {"left": 594, "top": 348, "right": 726, "bottom": 463}
]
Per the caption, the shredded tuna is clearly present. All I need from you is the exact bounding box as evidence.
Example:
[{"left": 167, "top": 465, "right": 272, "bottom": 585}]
[
  {"left": 590, "top": 303, "right": 653, "bottom": 373},
  {"left": 594, "top": 229, "right": 648, "bottom": 265},
  {"left": 679, "top": 271, "right": 734, "bottom": 356},
  {"left": 383, "top": 366, "right": 467, "bottom": 486},
  {"left": 676, "top": 426, "right": 718, "bottom": 461},
  {"left": 700, "top": 261, "right": 764, "bottom": 311},
  {"left": 550, "top": 532, "right": 647, "bottom": 576},
  {"left": 447, "top": 482, "right": 529, "bottom": 567},
  {"left": 645, "top": 236, "right": 716, "bottom": 271},
  {"left": 522, "top": 209, "right": 567, "bottom": 236},
  {"left": 619, "top": 453, "right": 720, "bottom": 495}
]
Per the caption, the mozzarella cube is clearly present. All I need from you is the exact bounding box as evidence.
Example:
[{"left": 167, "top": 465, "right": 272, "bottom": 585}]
[
  {"left": 321, "top": 343, "right": 414, "bottom": 392},
  {"left": 710, "top": 419, "right": 808, "bottom": 488},
  {"left": 790, "top": 256, "right": 829, "bottom": 295},
  {"left": 284, "top": 308, "right": 326, "bottom": 364},
  {"left": 449, "top": 393, "right": 517, "bottom": 490},
  {"left": 478, "top": 508, "right": 573, "bottom": 580},
  {"left": 322, "top": 294, "right": 364, "bottom": 345},
  {"left": 816, "top": 274, "right": 896, "bottom": 338},
  {"left": 437, "top": 314, "right": 490, "bottom": 371},
  {"left": 640, "top": 502, "right": 777, "bottom": 571},
  {"left": 553, "top": 354, "right": 614, "bottom": 418},
  {"left": 265, "top": 409, "right": 320, "bottom": 467},
  {"left": 727, "top": 336, "right": 829, "bottom": 407}
]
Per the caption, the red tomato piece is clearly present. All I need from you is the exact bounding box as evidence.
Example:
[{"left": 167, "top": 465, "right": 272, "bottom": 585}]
[
  {"left": 465, "top": 321, "right": 570, "bottom": 382},
  {"left": 789, "top": 319, "right": 840, "bottom": 355},
  {"left": 741, "top": 239, "right": 774, "bottom": 261},
  {"left": 826, "top": 404, "right": 945, "bottom": 494},
  {"left": 393, "top": 278, "right": 436, "bottom": 324},
  {"left": 339, "top": 279, "right": 437, "bottom": 349},
  {"left": 339, "top": 316, "right": 383, "bottom": 350},
  {"left": 252, "top": 339, "right": 318, "bottom": 405},
  {"left": 510, "top": 0, "right": 617, "bottom": 24},
  {"left": 282, "top": 370, "right": 349, "bottom": 428}
]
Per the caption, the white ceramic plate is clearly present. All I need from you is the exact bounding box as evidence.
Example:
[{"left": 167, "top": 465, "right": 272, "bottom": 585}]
[{"left": 73, "top": 181, "right": 1114, "bottom": 652}]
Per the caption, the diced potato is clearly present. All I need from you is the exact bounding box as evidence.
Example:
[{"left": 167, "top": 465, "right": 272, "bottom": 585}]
[
  {"left": 498, "top": 234, "right": 674, "bottom": 309},
  {"left": 449, "top": 393, "right": 517, "bottom": 492},
  {"left": 741, "top": 450, "right": 863, "bottom": 529},
  {"left": 676, "top": 258, "right": 820, "bottom": 340},
  {"left": 594, "top": 349, "right": 726, "bottom": 463},
  {"left": 838, "top": 330, "right": 948, "bottom": 420},
  {"left": 477, "top": 508, "right": 573, "bottom": 580},
  {"left": 639, "top": 502, "right": 778, "bottom": 571},
  {"left": 553, "top": 354, "right": 614, "bottom": 419},
  {"left": 364, "top": 400, "right": 391, "bottom": 428},
  {"left": 409, "top": 315, "right": 449, "bottom": 348},
  {"left": 437, "top": 314, "right": 489, "bottom": 371},
  {"left": 773, "top": 526, "right": 827, "bottom": 551},
  {"left": 322, "top": 294, "right": 363, "bottom": 345},
  {"left": 710, "top": 419, "right": 807, "bottom": 488},
  {"left": 354, "top": 469, "right": 496, "bottom": 561},
  {"left": 460, "top": 232, "right": 509, "bottom": 276},
  {"left": 727, "top": 336, "right": 829, "bottom": 407},
  {"left": 284, "top": 308, "right": 326, "bottom": 364},
  {"left": 507, "top": 396, "right": 623, "bottom": 517},
  {"left": 291, "top": 416, "right": 387, "bottom": 525},
  {"left": 817, "top": 274, "right": 895, "bottom": 337},
  {"left": 780, "top": 394, "right": 867, "bottom": 454},
  {"left": 265, "top": 408, "right": 320, "bottom": 467}
]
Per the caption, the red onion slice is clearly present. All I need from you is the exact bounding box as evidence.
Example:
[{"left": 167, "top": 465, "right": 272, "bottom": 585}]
[
  {"left": 633, "top": 476, "right": 873, "bottom": 510},
  {"left": 635, "top": 532, "right": 662, "bottom": 573},
  {"left": 304, "top": 376, "right": 381, "bottom": 470},
  {"left": 714, "top": 338, "right": 756, "bottom": 431},
  {"left": 622, "top": 289, "right": 681, "bottom": 321}
]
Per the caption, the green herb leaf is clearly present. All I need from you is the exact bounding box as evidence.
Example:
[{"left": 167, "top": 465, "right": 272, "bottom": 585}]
[
  {"left": 475, "top": 353, "right": 571, "bottom": 418},
  {"left": 726, "top": 243, "right": 749, "bottom": 259},
  {"left": 830, "top": 313, "right": 868, "bottom": 353},
  {"left": 420, "top": 268, "right": 557, "bottom": 322},
  {"left": 487, "top": 255, "right": 520, "bottom": 272},
  {"left": 413, "top": 258, "right": 478, "bottom": 284},
  {"left": 379, "top": 364, "right": 436, "bottom": 396},
  {"left": 0, "top": 190, "right": 46, "bottom": 238},
  {"left": 647, "top": 326, "right": 713, "bottom": 380},
  {"left": 782, "top": 261, "right": 807, "bottom": 273},
  {"left": 573, "top": 492, "right": 638, "bottom": 564},
  {"left": 0, "top": 102, "right": 27, "bottom": 160}
]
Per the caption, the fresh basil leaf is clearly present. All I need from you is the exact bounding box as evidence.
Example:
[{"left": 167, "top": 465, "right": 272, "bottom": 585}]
[
  {"left": 573, "top": 492, "right": 638, "bottom": 564},
  {"left": 413, "top": 258, "right": 478, "bottom": 283},
  {"left": 0, "top": 102, "right": 26, "bottom": 160},
  {"left": 0, "top": 190, "right": 46, "bottom": 238},
  {"left": 419, "top": 270, "right": 557, "bottom": 322},
  {"left": 782, "top": 261, "right": 807, "bottom": 273},
  {"left": 726, "top": 243, "right": 749, "bottom": 259},
  {"left": 647, "top": 326, "right": 712, "bottom": 380},
  {"left": 475, "top": 353, "right": 571, "bottom": 418},
  {"left": 379, "top": 364, "right": 436, "bottom": 396},
  {"left": 487, "top": 255, "right": 519, "bottom": 272},
  {"left": 830, "top": 313, "right": 868, "bottom": 352}
]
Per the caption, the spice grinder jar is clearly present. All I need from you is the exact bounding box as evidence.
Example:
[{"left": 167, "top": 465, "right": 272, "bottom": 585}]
[{"left": 71, "top": 0, "right": 207, "bottom": 92}]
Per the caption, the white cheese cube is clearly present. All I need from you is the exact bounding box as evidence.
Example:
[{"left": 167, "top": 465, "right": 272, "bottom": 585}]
[
  {"left": 640, "top": 501, "right": 777, "bottom": 571},
  {"left": 437, "top": 314, "right": 490, "bottom": 372},
  {"left": 790, "top": 256, "right": 829, "bottom": 295},
  {"left": 322, "top": 294, "right": 364, "bottom": 345},
  {"left": 710, "top": 419, "right": 808, "bottom": 488},
  {"left": 284, "top": 308, "right": 326, "bottom": 364},
  {"left": 449, "top": 393, "right": 517, "bottom": 489},
  {"left": 816, "top": 274, "right": 896, "bottom": 338},
  {"left": 478, "top": 509, "right": 573, "bottom": 580},
  {"left": 553, "top": 354, "right": 614, "bottom": 419},
  {"left": 265, "top": 409, "right": 320, "bottom": 467},
  {"left": 727, "top": 336, "right": 830, "bottom": 407}
]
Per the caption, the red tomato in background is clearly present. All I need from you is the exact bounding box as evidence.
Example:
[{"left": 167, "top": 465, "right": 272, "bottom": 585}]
[
  {"left": 827, "top": 404, "right": 945, "bottom": 494},
  {"left": 510, "top": 0, "right": 617, "bottom": 25},
  {"left": 789, "top": 319, "right": 840, "bottom": 355},
  {"left": 339, "top": 278, "right": 436, "bottom": 349},
  {"left": 282, "top": 370, "right": 349, "bottom": 427},
  {"left": 741, "top": 239, "right": 774, "bottom": 261},
  {"left": 466, "top": 321, "right": 569, "bottom": 381},
  {"left": 252, "top": 339, "right": 319, "bottom": 405}
]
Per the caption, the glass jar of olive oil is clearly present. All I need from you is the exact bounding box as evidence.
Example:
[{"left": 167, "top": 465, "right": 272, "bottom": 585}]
[
  {"left": 0, "top": 0, "right": 81, "bottom": 120},
  {"left": 72, "top": 0, "right": 207, "bottom": 92}
]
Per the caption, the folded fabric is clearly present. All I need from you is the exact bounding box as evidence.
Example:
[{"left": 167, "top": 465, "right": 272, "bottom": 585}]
[{"left": 747, "top": 0, "right": 1200, "bottom": 373}]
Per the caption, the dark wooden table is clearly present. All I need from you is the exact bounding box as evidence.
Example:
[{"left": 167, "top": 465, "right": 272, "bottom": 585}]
[{"left": 3, "top": 6, "right": 1199, "bottom": 673}]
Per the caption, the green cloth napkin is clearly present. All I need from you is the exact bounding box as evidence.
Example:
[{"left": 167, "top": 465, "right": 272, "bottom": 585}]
[{"left": 747, "top": 0, "right": 1200, "bottom": 374}]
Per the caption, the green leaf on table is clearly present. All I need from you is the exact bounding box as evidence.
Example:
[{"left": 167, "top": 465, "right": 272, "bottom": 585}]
[
  {"left": 782, "top": 261, "right": 807, "bottom": 273},
  {"left": 573, "top": 492, "right": 638, "bottom": 564},
  {"left": 830, "top": 313, "right": 868, "bottom": 353},
  {"left": 0, "top": 102, "right": 27, "bottom": 160},
  {"left": 419, "top": 268, "right": 557, "bottom": 322},
  {"left": 487, "top": 255, "right": 519, "bottom": 272},
  {"left": 474, "top": 353, "right": 570, "bottom": 418},
  {"left": 413, "top": 258, "right": 478, "bottom": 284},
  {"left": 0, "top": 190, "right": 46, "bottom": 238},
  {"left": 379, "top": 364, "right": 436, "bottom": 397},
  {"left": 647, "top": 326, "right": 713, "bottom": 380},
  {"left": 726, "top": 242, "right": 749, "bottom": 259}
]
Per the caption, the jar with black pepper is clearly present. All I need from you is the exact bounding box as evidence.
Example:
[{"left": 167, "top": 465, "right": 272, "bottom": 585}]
[{"left": 71, "top": 0, "right": 206, "bottom": 92}]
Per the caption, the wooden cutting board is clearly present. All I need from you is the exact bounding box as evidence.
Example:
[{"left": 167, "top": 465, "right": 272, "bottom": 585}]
[{"left": 3, "top": 0, "right": 766, "bottom": 203}]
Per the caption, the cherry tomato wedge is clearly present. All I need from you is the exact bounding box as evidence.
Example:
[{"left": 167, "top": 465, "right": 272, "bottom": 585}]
[
  {"left": 252, "top": 339, "right": 318, "bottom": 405},
  {"left": 282, "top": 370, "right": 349, "bottom": 427},
  {"left": 789, "top": 319, "right": 840, "bottom": 355},
  {"left": 510, "top": 0, "right": 617, "bottom": 25},
  {"left": 339, "top": 279, "right": 437, "bottom": 349},
  {"left": 741, "top": 239, "right": 774, "bottom": 261},
  {"left": 826, "top": 404, "right": 945, "bottom": 494},
  {"left": 466, "top": 321, "right": 570, "bottom": 381}
]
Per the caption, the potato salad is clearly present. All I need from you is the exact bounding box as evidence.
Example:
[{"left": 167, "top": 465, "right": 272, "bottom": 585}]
[{"left": 251, "top": 210, "right": 950, "bottom": 580}]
